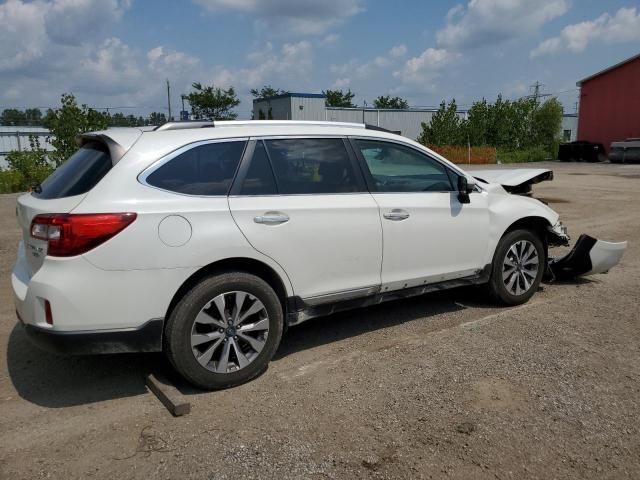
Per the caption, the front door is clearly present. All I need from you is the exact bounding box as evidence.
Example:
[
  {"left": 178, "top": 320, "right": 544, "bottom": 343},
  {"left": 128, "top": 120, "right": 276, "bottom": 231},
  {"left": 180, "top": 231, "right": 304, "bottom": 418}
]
[
  {"left": 350, "top": 138, "right": 490, "bottom": 292},
  {"left": 229, "top": 137, "right": 382, "bottom": 301}
]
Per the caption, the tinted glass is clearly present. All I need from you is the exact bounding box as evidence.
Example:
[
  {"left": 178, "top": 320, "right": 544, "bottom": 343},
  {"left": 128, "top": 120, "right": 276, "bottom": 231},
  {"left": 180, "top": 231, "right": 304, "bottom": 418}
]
[
  {"left": 265, "top": 138, "right": 358, "bottom": 194},
  {"left": 34, "top": 142, "right": 112, "bottom": 199},
  {"left": 355, "top": 140, "right": 453, "bottom": 192},
  {"left": 146, "top": 141, "right": 245, "bottom": 195},
  {"left": 240, "top": 141, "right": 277, "bottom": 195}
]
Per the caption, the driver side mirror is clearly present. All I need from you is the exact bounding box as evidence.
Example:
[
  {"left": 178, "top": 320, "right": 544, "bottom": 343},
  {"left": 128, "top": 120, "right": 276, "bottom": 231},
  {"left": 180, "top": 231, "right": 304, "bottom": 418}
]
[{"left": 457, "top": 176, "right": 475, "bottom": 204}]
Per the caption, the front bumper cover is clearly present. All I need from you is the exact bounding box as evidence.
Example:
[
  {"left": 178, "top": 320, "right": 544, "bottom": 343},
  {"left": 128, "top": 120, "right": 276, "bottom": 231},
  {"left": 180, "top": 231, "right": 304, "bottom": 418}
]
[{"left": 549, "top": 234, "right": 627, "bottom": 280}]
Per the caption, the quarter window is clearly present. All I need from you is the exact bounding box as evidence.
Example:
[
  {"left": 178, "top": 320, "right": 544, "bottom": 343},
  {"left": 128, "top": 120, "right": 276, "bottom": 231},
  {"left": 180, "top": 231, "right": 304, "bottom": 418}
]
[
  {"left": 355, "top": 140, "right": 453, "bottom": 193},
  {"left": 145, "top": 141, "right": 246, "bottom": 195},
  {"left": 264, "top": 138, "right": 359, "bottom": 194}
]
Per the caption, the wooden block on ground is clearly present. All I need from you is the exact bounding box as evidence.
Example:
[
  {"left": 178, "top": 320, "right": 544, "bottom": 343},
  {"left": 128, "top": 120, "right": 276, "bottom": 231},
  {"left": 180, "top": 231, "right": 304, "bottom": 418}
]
[{"left": 146, "top": 373, "right": 191, "bottom": 417}]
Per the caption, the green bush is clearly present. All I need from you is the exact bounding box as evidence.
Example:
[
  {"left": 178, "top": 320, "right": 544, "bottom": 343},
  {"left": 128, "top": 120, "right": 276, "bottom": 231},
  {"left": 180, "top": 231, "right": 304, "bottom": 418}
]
[
  {"left": 0, "top": 169, "right": 26, "bottom": 193},
  {"left": 0, "top": 136, "right": 54, "bottom": 193},
  {"left": 496, "top": 146, "right": 548, "bottom": 164}
]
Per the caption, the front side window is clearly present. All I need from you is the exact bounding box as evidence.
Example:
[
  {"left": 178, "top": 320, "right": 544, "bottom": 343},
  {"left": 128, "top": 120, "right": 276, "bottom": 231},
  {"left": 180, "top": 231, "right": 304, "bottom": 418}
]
[
  {"left": 264, "top": 138, "right": 359, "bottom": 194},
  {"left": 354, "top": 139, "right": 453, "bottom": 193},
  {"left": 145, "top": 141, "right": 246, "bottom": 195}
]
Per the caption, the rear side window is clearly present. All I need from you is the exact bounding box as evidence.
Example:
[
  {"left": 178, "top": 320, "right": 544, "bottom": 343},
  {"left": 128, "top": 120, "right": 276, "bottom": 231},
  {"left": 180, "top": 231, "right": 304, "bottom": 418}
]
[
  {"left": 145, "top": 141, "right": 246, "bottom": 196},
  {"left": 34, "top": 142, "right": 112, "bottom": 199},
  {"left": 264, "top": 138, "right": 359, "bottom": 194}
]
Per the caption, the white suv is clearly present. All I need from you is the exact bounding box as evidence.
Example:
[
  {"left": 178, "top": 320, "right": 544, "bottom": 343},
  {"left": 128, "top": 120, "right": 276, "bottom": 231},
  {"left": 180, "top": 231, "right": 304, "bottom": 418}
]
[{"left": 12, "top": 121, "right": 621, "bottom": 389}]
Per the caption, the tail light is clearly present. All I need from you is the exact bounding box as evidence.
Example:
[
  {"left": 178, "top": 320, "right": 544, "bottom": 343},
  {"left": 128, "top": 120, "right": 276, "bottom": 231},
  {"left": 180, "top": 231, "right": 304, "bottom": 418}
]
[{"left": 30, "top": 213, "right": 137, "bottom": 257}]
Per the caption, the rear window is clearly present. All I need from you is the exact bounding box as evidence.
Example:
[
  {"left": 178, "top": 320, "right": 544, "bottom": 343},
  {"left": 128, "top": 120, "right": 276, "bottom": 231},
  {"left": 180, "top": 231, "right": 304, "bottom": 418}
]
[
  {"left": 34, "top": 142, "right": 112, "bottom": 199},
  {"left": 145, "top": 141, "right": 246, "bottom": 196}
]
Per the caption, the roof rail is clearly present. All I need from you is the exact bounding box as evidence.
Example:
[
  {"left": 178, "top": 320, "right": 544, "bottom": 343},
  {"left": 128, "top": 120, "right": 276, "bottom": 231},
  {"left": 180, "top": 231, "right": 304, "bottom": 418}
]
[
  {"left": 215, "top": 120, "right": 365, "bottom": 128},
  {"left": 365, "top": 124, "right": 397, "bottom": 134},
  {"left": 154, "top": 119, "right": 369, "bottom": 132},
  {"left": 155, "top": 121, "right": 215, "bottom": 131}
]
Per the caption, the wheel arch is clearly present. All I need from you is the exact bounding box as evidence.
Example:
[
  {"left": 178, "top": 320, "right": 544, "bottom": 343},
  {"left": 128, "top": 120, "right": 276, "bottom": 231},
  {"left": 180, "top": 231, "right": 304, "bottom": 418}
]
[
  {"left": 165, "top": 257, "right": 290, "bottom": 324},
  {"left": 503, "top": 216, "right": 552, "bottom": 241}
]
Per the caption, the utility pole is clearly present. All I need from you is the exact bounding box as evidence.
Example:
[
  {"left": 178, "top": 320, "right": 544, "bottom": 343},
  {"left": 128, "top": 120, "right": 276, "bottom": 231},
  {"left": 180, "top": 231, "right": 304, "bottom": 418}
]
[
  {"left": 526, "top": 81, "right": 551, "bottom": 102},
  {"left": 166, "top": 79, "right": 172, "bottom": 121}
]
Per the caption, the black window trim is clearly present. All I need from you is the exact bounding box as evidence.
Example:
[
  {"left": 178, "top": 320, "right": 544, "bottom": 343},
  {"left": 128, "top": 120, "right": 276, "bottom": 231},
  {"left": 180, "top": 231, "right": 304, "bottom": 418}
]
[
  {"left": 347, "top": 136, "right": 462, "bottom": 194},
  {"left": 138, "top": 137, "right": 249, "bottom": 197},
  {"left": 229, "top": 135, "right": 368, "bottom": 197}
]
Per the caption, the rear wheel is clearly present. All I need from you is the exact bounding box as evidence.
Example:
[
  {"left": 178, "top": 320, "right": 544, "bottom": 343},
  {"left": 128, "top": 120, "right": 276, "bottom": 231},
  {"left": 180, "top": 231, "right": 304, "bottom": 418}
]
[
  {"left": 164, "top": 272, "right": 283, "bottom": 390},
  {"left": 487, "top": 229, "right": 545, "bottom": 306}
]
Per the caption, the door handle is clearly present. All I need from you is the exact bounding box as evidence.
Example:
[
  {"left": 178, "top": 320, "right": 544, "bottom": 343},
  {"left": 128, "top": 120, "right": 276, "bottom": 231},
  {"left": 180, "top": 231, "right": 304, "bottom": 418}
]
[
  {"left": 383, "top": 209, "right": 410, "bottom": 221},
  {"left": 254, "top": 212, "right": 290, "bottom": 225}
]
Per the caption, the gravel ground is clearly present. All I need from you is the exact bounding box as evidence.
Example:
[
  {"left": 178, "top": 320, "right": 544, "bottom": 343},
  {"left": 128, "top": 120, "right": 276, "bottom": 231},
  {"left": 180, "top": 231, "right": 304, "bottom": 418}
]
[{"left": 0, "top": 161, "right": 638, "bottom": 479}]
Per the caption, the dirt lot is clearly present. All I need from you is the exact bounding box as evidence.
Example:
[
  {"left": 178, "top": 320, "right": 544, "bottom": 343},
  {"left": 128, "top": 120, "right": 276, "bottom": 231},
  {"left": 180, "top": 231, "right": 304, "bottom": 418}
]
[{"left": 0, "top": 161, "right": 638, "bottom": 479}]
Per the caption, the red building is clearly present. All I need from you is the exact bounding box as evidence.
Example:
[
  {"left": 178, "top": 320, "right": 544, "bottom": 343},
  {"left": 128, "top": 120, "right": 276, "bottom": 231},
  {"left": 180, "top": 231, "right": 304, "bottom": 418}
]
[{"left": 577, "top": 53, "right": 640, "bottom": 153}]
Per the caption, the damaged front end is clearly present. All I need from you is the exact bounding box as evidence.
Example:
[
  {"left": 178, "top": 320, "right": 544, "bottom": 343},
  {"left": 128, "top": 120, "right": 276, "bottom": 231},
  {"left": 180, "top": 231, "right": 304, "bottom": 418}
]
[{"left": 547, "top": 226, "right": 627, "bottom": 281}]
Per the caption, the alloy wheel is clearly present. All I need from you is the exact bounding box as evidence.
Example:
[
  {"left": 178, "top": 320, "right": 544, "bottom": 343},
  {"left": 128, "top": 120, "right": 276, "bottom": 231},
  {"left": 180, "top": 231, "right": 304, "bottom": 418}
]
[
  {"left": 502, "top": 240, "right": 539, "bottom": 296},
  {"left": 190, "top": 291, "right": 269, "bottom": 374}
]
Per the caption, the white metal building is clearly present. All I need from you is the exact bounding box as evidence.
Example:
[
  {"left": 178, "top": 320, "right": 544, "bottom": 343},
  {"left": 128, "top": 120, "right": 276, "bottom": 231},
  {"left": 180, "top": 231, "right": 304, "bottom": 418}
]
[{"left": 0, "top": 126, "right": 53, "bottom": 169}]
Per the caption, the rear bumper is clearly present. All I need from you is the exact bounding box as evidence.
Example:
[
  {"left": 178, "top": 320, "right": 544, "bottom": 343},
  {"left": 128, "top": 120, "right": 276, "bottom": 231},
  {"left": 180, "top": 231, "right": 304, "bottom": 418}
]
[{"left": 21, "top": 318, "right": 164, "bottom": 355}]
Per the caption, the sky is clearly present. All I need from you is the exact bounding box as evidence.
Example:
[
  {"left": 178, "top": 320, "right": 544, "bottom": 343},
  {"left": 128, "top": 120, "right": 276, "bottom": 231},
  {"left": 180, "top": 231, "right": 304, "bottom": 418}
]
[{"left": 0, "top": 0, "right": 639, "bottom": 119}]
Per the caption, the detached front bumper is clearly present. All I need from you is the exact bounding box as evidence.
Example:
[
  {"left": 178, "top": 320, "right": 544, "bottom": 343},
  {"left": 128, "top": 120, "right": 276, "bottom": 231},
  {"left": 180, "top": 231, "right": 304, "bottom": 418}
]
[{"left": 549, "top": 234, "right": 627, "bottom": 280}]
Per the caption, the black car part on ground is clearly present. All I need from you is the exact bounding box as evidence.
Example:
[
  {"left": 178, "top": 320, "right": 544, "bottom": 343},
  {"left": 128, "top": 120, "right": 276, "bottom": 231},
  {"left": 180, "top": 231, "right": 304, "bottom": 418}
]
[
  {"left": 548, "top": 234, "right": 597, "bottom": 280},
  {"left": 558, "top": 141, "right": 605, "bottom": 162}
]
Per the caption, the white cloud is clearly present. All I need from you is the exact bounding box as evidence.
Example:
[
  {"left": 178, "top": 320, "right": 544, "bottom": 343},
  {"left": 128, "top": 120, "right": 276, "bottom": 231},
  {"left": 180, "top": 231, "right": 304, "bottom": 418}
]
[
  {"left": 194, "top": 0, "right": 363, "bottom": 35},
  {"left": 0, "top": 0, "right": 47, "bottom": 72},
  {"left": 437, "top": 0, "right": 569, "bottom": 50},
  {"left": 332, "top": 77, "right": 351, "bottom": 89},
  {"left": 389, "top": 44, "right": 407, "bottom": 58},
  {"left": 531, "top": 7, "right": 640, "bottom": 57},
  {"left": 319, "top": 33, "right": 340, "bottom": 46},
  {"left": 330, "top": 45, "right": 408, "bottom": 81},
  {"left": 394, "top": 48, "right": 458, "bottom": 84},
  {"left": 45, "top": 0, "right": 131, "bottom": 45}
]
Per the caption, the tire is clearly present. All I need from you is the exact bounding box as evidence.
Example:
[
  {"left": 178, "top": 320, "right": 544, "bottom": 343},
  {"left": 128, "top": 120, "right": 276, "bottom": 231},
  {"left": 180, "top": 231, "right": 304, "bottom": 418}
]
[
  {"left": 487, "top": 229, "right": 545, "bottom": 306},
  {"left": 164, "top": 272, "right": 284, "bottom": 390}
]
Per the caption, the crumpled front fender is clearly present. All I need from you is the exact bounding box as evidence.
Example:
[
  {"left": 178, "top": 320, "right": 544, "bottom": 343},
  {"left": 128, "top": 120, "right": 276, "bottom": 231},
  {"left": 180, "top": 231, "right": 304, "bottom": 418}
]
[{"left": 549, "top": 234, "right": 627, "bottom": 280}]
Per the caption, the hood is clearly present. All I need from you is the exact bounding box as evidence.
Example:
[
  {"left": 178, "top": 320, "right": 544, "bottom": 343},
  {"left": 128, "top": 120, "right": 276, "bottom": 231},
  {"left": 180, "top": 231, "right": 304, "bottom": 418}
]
[{"left": 472, "top": 168, "right": 553, "bottom": 195}]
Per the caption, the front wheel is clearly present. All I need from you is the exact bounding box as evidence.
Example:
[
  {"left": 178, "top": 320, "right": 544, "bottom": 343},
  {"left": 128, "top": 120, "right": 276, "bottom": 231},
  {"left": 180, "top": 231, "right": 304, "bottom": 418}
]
[
  {"left": 164, "top": 272, "right": 284, "bottom": 390},
  {"left": 487, "top": 229, "right": 545, "bottom": 306}
]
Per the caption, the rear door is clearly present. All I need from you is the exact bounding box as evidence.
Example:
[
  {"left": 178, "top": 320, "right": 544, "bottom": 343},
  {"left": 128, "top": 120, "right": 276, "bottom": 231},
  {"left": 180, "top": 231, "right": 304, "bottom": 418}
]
[
  {"left": 350, "top": 138, "right": 490, "bottom": 291},
  {"left": 16, "top": 141, "right": 114, "bottom": 274},
  {"left": 228, "top": 137, "right": 382, "bottom": 301}
]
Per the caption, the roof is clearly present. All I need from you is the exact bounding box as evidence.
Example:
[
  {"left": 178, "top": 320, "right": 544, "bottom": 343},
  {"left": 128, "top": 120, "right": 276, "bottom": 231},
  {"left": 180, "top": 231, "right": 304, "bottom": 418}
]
[
  {"left": 253, "top": 92, "right": 326, "bottom": 103},
  {"left": 577, "top": 52, "right": 640, "bottom": 86}
]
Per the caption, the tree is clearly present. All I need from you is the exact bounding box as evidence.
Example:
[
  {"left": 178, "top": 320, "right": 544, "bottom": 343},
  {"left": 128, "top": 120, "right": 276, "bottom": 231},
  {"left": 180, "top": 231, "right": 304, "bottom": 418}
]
[
  {"left": 250, "top": 85, "right": 288, "bottom": 99},
  {"left": 148, "top": 112, "right": 167, "bottom": 126},
  {"left": 1, "top": 109, "right": 27, "bottom": 126},
  {"left": 323, "top": 89, "right": 356, "bottom": 107},
  {"left": 532, "top": 98, "right": 563, "bottom": 157},
  {"left": 373, "top": 95, "right": 409, "bottom": 109},
  {"left": 25, "top": 108, "right": 43, "bottom": 125},
  {"left": 43, "top": 93, "right": 109, "bottom": 166},
  {"left": 417, "top": 100, "right": 464, "bottom": 146},
  {"left": 186, "top": 82, "right": 240, "bottom": 120}
]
